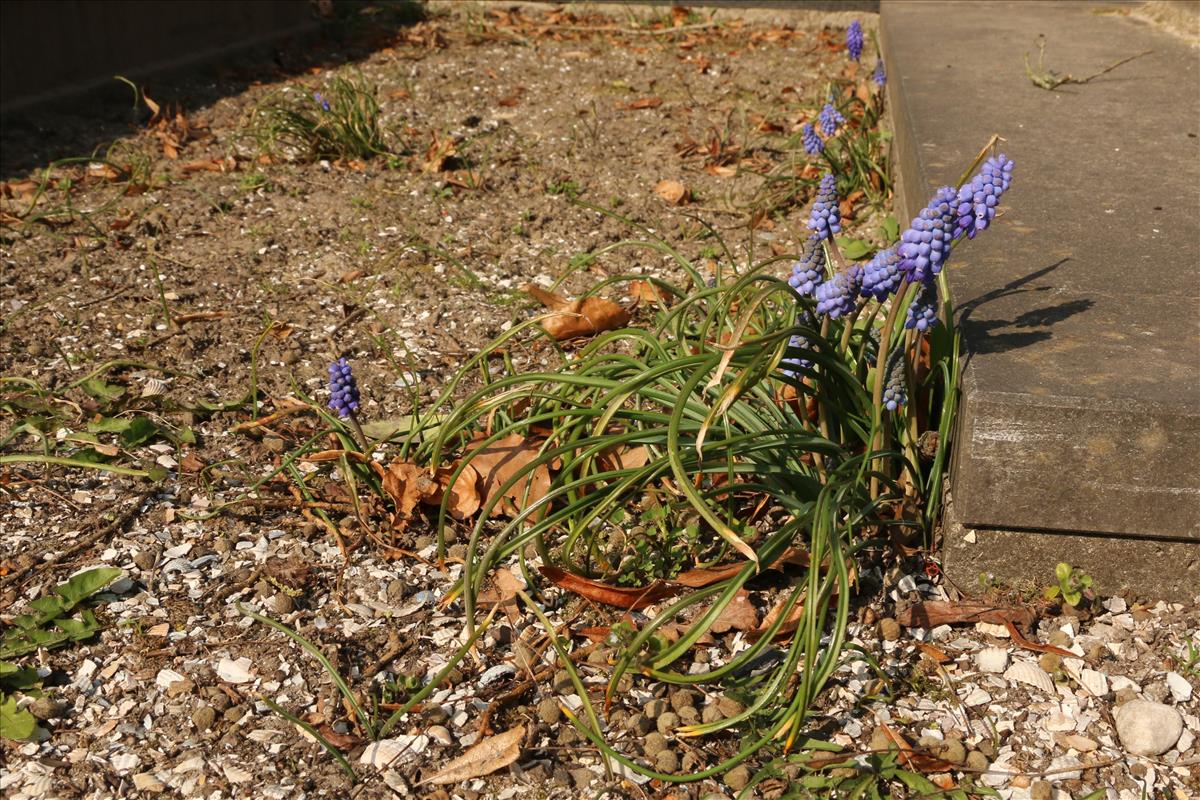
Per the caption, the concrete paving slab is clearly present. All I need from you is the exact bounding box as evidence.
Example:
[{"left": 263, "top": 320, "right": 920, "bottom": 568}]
[{"left": 880, "top": 1, "right": 1200, "bottom": 595}]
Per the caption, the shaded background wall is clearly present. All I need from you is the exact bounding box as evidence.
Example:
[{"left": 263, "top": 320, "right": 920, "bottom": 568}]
[{"left": 1, "top": 1, "right": 316, "bottom": 112}]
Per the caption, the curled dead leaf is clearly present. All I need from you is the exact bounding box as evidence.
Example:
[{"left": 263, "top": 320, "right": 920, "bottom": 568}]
[
  {"left": 421, "top": 725, "right": 524, "bottom": 785},
  {"left": 523, "top": 284, "right": 630, "bottom": 340},
  {"left": 467, "top": 434, "right": 552, "bottom": 518},
  {"left": 539, "top": 565, "right": 682, "bottom": 610},
  {"left": 382, "top": 461, "right": 440, "bottom": 519},
  {"left": 653, "top": 179, "right": 688, "bottom": 206},
  {"left": 710, "top": 589, "right": 759, "bottom": 634}
]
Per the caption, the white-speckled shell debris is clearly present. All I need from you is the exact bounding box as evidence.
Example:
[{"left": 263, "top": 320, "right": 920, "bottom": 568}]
[{"left": 1004, "top": 660, "right": 1055, "bottom": 694}]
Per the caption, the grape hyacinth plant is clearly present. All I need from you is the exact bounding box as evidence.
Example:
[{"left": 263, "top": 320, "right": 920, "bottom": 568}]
[
  {"left": 801, "top": 122, "right": 823, "bottom": 155},
  {"left": 881, "top": 348, "right": 908, "bottom": 411},
  {"left": 873, "top": 59, "right": 886, "bottom": 87},
  {"left": 328, "top": 358, "right": 361, "bottom": 418},
  {"left": 905, "top": 279, "right": 940, "bottom": 332},
  {"left": 818, "top": 101, "right": 845, "bottom": 137},
  {"left": 846, "top": 20, "right": 864, "bottom": 62},
  {"left": 898, "top": 186, "right": 958, "bottom": 283},
  {"left": 860, "top": 246, "right": 904, "bottom": 300},
  {"left": 806, "top": 173, "right": 841, "bottom": 239},
  {"left": 813, "top": 265, "right": 862, "bottom": 319},
  {"left": 788, "top": 234, "right": 828, "bottom": 296},
  {"left": 955, "top": 154, "right": 1014, "bottom": 238}
]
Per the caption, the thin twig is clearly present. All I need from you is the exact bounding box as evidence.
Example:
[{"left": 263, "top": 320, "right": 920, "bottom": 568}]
[{"left": 1, "top": 489, "right": 154, "bottom": 591}]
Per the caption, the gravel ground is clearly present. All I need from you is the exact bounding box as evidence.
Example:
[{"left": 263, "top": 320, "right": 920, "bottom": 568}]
[{"left": 1, "top": 3, "right": 1196, "bottom": 799}]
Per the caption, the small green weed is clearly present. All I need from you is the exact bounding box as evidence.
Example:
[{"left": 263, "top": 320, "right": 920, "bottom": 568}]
[
  {"left": 546, "top": 179, "right": 583, "bottom": 199},
  {"left": 252, "top": 73, "right": 394, "bottom": 162},
  {"left": 1, "top": 567, "right": 123, "bottom": 741},
  {"left": 1043, "top": 562, "right": 1096, "bottom": 608}
]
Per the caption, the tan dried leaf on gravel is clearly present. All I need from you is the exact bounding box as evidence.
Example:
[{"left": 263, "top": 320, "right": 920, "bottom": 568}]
[
  {"left": 382, "top": 461, "right": 440, "bottom": 518},
  {"left": 710, "top": 589, "right": 760, "bottom": 634},
  {"left": 421, "top": 725, "right": 524, "bottom": 785},
  {"left": 433, "top": 462, "right": 482, "bottom": 519},
  {"left": 653, "top": 179, "right": 688, "bottom": 205},
  {"left": 466, "top": 433, "right": 552, "bottom": 518},
  {"left": 523, "top": 284, "right": 630, "bottom": 340}
]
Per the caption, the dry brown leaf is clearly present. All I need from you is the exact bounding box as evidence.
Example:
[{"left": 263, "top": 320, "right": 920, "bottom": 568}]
[
  {"left": 704, "top": 164, "right": 737, "bottom": 178},
  {"left": 382, "top": 461, "right": 440, "bottom": 519},
  {"left": 628, "top": 279, "right": 672, "bottom": 307},
  {"left": 523, "top": 284, "right": 630, "bottom": 341},
  {"left": 421, "top": 725, "right": 524, "bottom": 785},
  {"left": 539, "top": 565, "right": 682, "bottom": 610},
  {"left": 710, "top": 589, "right": 759, "bottom": 634},
  {"left": 896, "top": 600, "right": 1036, "bottom": 632},
  {"left": 597, "top": 444, "right": 649, "bottom": 472},
  {"left": 653, "top": 179, "right": 688, "bottom": 206},
  {"left": 477, "top": 567, "right": 525, "bottom": 624},
  {"left": 468, "top": 434, "right": 552, "bottom": 518},
  {"left": 433, "top": 462, "right": 482, "bottom": 520},
  {"left": 627, "top": 96, "right": 663, "bottom": 109}
]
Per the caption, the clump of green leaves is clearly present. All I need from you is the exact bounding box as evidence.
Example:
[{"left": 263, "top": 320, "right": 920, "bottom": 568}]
[
  {"left": 1044, "top": 562, "right": 1096, "bottom": 608},
  {"left": 1, "top": 567, "right": 123, "bottom": 741},
  {"left": 253, "top": 73, "right": 394, "bottom": 163},
  {"left": 1, "top": 364, "right": 196, "bottom": 481}
]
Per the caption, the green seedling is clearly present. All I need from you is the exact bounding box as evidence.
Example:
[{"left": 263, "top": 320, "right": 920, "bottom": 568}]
[
  {"left": 1044, "top": 562, "right": 1095, "bottom": 608},
  {"left": 1, "top": 567, "right": 123, "bottom": 741}
]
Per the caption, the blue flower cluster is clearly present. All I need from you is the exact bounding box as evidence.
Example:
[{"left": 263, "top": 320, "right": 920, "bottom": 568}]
[
  {"left": 788, "top": 235, "right": 827, "bottom": 296},
  {"left": 846, "top": 20, "right": 863, "bottom": 62},
  {"left": 818, "top": 102, "right": 845, "bottom": 137},
  {"left": 327, "top": 358, "right": 361, "bottom": 419},
  {"left": 904, "top": 279, "right": 939, "bottom": 331},
  {"left": 898, "top": 186, "right": 957, "bottom": 283},
  {"left": 814, "top": 265, "right": 862, "bottom": 319},
  {"left": 954, "top": 154, "right": 1014, "bottom": 239},
  {"left": 314, "top": 91, "right": 331, "bottom": 112},
  {"left": 806, "top": 173, "right": 841, "bottom": 239},
  {"left": 860, "top": 246, "right": 904, "bottom": 300},
  {"left": 873, "top": 60, "right": 886, "bottom": 88},
  {"left": 881, "top": 348, "right": 908, "bottom": 411},
  {"left": 801, "top": 123, "right": 823, "bottom": 155}
]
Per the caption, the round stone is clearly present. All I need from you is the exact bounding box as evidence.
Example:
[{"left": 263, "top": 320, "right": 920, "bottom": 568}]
[
  {"left": 656, "top": 711, "right": 680, "bottom": 735},
  {"left": 724, "top": 765, "right": 751, "bottom": 791},
  {"left": 537, "top": 697, "right": 561, "bottom": 726},
  {"left": 655, "top": 749, "right": 680, "bottom": 773},
  {"left": 191, "top": 705, "right": 217, "bottom": 731},
  {"left": 1113, "top": 699, "right": 1183, "bottom": 756},
  {"left": 878, "top": 618, "right": 901, "bottom": 641},
  {"left": 642, "top": 732, "right": 668, "bottom": 757}
]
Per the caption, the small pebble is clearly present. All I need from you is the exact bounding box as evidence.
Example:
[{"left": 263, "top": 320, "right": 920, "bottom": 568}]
[
  {"left": 935, "top": 738, "right": 966, "bottom": 765},
  {"left": 717, "top": 697, "right": 744, "bottom": 718},
  {"left": 656, "top": 711, "right": 680, "bottom": 735},
  {"left": 29, "top": 697, "right": 67, "bottom": 721},
  {"left": 626, "top": 713, "right": 652, "bottom": 736},
  {"left": 1030, "top": 780, "right": 1052, "bottom": 800},
  {"left": 552, "top": 670, "right": 573, "bottom": 693},
  {"left": 701, "top": 704, "right": 723, "bottom": 724},
  {"left": 1038, "top": 652, "right": 1062, "bottom": 673},
  {"left": 1113, "top": 699, "right": 1183, "bottom": 756},
  {"left": 644, "top": 698, "right": 667, "bottom": 719},
  {"left": 192, "top": 705, "right": 217, "bottom": 731},
  {"left": 678, "top": 706, "right": 699, "bottom": 725},
  {"left": 655, "top": 749, "right": 680, "bottom": 773},
  {"left": 570, "top": 768, "right": 594, "bottom": 788},
  {"left": 878, "top": 618, "right": 901, "bottom": 642},
  {"left": 537, "top": 697, "right": 561, "bottom": 725},
  {"left": 724, "top": 765, "right": 751, "bottom": 791},
  {"left": 965, "top": 751, "right": 989, "bottom": 772},
  {"left": 669, "top": 689, "right": 697, "bottom": 713},
  {"left": 642, "top": 732, "right": 668, "bottom": 757}
]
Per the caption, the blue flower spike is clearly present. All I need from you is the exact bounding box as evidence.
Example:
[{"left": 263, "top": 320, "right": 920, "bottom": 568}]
[
  {"left": 801, "top": 123, "right": 824, "bottom": 155},
  {"left": 327, "top": 358, "right": 361, "bottom": 419},
  {"left": 847, "top": 20, "right": 864, "bottom": 62},
  {"left": 807, "top": 173, "right": 842, "bottom": 240}
]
